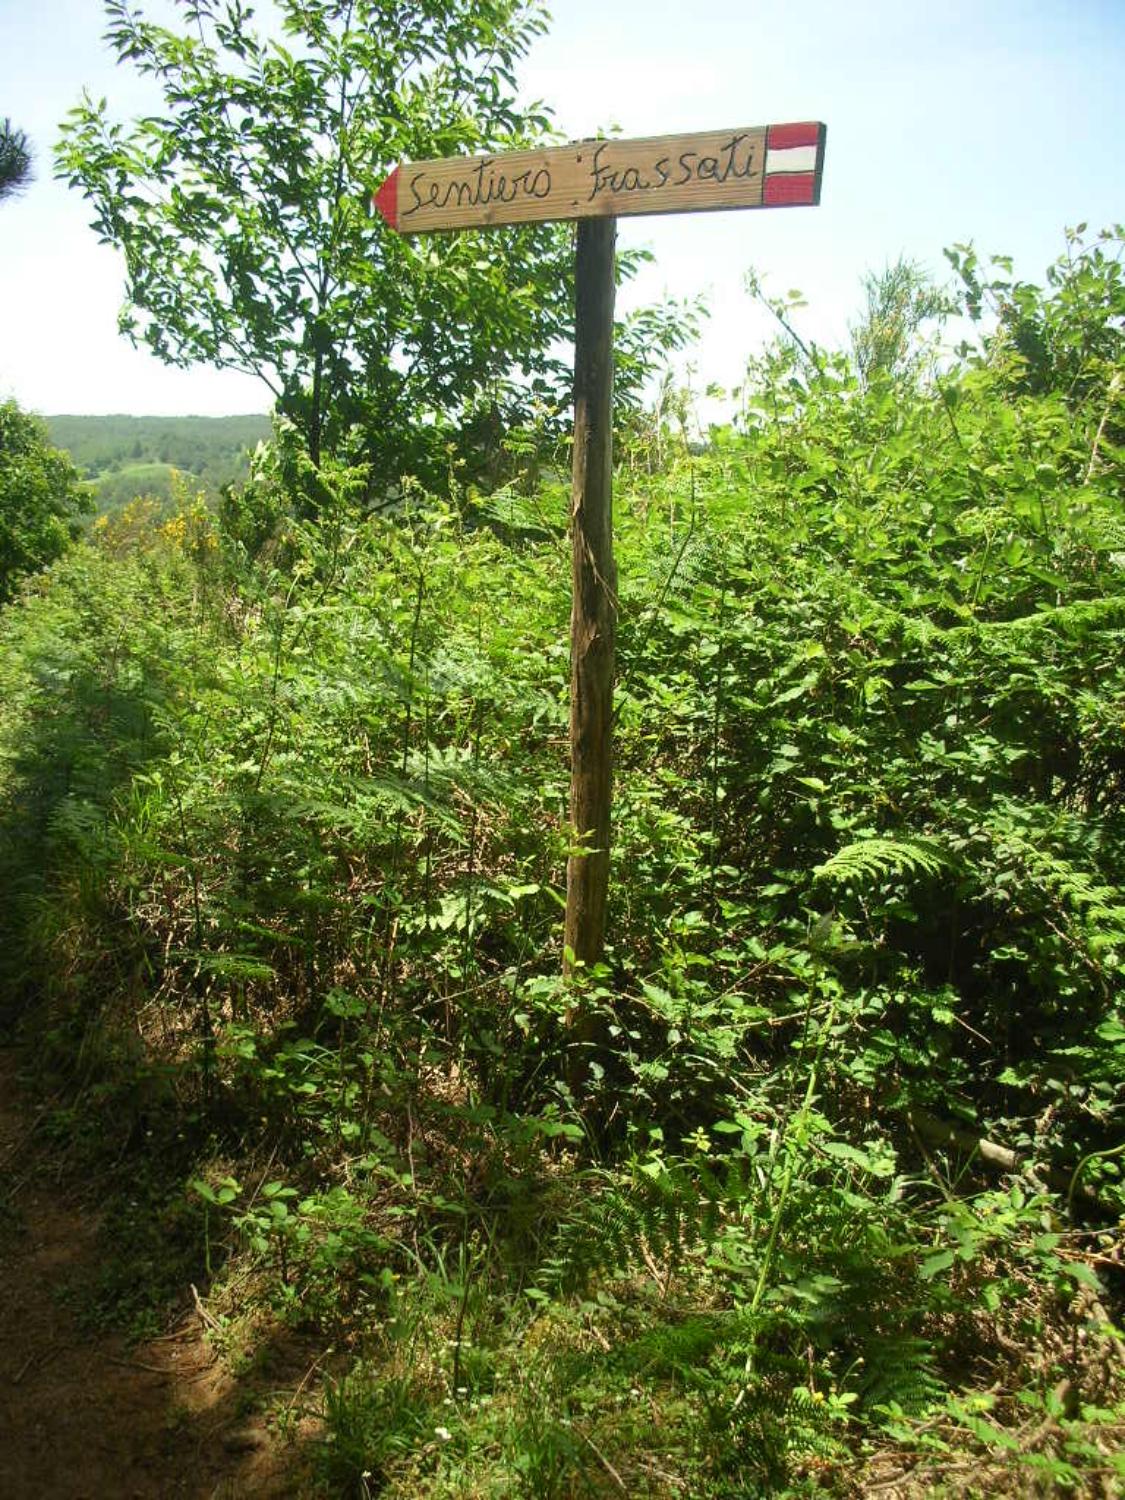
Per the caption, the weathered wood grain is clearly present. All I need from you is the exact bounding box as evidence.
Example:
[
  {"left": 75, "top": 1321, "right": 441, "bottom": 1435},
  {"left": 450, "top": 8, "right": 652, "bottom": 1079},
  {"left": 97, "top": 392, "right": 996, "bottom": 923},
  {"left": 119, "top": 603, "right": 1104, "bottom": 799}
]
[{"left": 564, "top": 216, "right": 617, "bottom": 973}]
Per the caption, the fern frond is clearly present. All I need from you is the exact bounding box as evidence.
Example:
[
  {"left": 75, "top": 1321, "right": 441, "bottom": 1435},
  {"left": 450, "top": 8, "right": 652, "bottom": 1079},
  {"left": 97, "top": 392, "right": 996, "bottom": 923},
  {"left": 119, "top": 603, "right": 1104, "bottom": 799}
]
[
  {"left": 540, "top": 1159, "right": 737, "bottom": 1291},
  {"left": 989, "top": 819, "right": 1125, "bottom": 936},
  {"left": 858, "top": 1331, "right": 943, "bottom": 1416},
  {"left": 813, "top": 835, "right": 956, "bottom": 887}
]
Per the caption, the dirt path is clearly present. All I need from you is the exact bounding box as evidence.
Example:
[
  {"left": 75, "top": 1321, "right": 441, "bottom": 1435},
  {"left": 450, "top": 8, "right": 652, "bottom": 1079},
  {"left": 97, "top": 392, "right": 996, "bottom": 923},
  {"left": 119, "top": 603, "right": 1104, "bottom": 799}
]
[{"left": 0, "top": 1048, "right": 308, "bottom": 1499}]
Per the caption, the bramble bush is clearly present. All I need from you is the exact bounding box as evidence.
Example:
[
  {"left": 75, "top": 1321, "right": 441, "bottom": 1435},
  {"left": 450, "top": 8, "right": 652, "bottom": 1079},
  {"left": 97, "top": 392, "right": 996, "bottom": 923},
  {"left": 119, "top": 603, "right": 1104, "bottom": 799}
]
[{"left": 1, "top": 229, "right": 1122, "bottom": 1495}]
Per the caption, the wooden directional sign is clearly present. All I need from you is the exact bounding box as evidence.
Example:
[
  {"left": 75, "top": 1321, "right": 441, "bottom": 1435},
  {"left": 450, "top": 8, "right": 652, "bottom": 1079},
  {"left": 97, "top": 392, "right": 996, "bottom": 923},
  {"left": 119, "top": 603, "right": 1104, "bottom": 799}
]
[
  {"left": 373, "top": 121, "right": 826, "bottom": 234},
  {"left": 371, "top": 117, "right": 826, "bottom": 986}
]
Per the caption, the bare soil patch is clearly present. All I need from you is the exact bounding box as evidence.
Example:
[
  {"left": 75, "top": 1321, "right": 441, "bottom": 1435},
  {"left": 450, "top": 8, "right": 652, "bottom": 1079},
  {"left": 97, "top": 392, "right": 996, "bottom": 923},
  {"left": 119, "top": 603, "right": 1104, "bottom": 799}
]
[{"left": 0, "top": 1047, "right": 313, "bottom": 1499}]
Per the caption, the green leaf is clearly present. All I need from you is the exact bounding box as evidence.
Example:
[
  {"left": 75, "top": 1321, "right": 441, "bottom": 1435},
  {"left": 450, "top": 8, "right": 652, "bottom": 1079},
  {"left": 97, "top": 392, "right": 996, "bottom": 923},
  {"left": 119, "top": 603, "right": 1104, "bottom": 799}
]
[{"left": 920, "top": 1248, "right": 957, "bottom": 1279}]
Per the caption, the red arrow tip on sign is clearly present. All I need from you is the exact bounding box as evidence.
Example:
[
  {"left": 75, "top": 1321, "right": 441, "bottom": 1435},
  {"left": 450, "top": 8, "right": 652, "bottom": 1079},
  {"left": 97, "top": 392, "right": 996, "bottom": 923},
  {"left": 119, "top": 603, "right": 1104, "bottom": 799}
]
[{"left": 373, "top": 166, "right": 399, "bottom": 230}]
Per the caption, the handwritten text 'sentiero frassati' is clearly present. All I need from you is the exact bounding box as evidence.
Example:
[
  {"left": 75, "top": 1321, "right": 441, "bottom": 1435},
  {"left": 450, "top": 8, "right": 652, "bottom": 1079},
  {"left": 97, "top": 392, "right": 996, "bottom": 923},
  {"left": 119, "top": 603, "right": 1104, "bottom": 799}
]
[{"left": 373, "top": 122, "right": 826, "bottom": 234}]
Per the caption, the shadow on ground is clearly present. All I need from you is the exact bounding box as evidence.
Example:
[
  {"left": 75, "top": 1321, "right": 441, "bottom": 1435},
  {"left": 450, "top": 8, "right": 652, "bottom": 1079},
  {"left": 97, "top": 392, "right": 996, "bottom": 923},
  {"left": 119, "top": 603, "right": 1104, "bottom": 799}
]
[{"left": 0, "top": 1048, "right": 330, "bottom": 1499}]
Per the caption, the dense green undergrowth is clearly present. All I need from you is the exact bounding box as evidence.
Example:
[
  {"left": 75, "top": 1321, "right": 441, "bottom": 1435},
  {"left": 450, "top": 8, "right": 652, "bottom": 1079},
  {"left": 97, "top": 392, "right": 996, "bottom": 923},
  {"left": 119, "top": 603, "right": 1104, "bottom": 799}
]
[{"left": 1, "top": 231, "right": 1123, "bottom": 1496}]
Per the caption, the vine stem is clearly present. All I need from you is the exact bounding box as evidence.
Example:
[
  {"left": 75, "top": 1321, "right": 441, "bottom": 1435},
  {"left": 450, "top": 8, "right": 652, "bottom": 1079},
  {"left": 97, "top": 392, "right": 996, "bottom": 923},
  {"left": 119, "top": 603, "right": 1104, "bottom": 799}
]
[
  {"left": 1068, "top": 1140, "right": 1125, "bottom": 1220},
  {"left": 735, "top": 994, "right": 839, "bottom": 1403},
  {"left": 707, "top": 575, "right": 727, "bottom": 920}
]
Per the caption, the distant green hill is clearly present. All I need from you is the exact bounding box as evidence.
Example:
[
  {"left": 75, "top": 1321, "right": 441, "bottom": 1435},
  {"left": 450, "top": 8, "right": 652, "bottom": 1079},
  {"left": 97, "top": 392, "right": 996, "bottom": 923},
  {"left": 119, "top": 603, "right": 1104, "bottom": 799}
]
[
  {"left": 92, "top": 463, "right": 183, "bottom": 515},
  {"left": 45, "top": 413, "right": 272, "bottom": 512}
]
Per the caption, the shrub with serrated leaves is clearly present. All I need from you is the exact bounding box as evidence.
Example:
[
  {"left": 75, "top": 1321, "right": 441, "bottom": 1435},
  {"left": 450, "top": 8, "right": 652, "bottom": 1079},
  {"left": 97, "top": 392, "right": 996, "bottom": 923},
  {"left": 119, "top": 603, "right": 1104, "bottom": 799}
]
[{"left": 0, "top": 229, "right": 1122, "bottom": 1495}]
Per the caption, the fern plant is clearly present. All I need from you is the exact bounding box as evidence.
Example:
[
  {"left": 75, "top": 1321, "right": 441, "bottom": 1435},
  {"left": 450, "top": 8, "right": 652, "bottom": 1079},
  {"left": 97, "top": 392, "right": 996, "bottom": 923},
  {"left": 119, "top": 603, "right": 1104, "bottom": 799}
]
[{"left": 813, "top": 835, "right": 957, "bottom": 887}]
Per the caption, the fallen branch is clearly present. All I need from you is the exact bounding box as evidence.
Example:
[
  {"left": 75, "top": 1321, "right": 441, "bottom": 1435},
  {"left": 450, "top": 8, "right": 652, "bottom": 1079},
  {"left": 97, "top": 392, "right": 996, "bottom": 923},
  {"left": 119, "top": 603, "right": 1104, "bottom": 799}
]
[
  {"left": 11, "top": 1343, "right": 69, "bottom": 1386},
  {"left": 106, "top": 1355, "right": 173, "bottom": 1377},
  {"left": 904, "top": 1108, "right": 1111, "bottom": 1216},
  {"left": 579, "top": 1430, "right": 629, "bottom": 1495},
  {"left": 190, "top": 1282, "right": 224, "bottom": 1335}
]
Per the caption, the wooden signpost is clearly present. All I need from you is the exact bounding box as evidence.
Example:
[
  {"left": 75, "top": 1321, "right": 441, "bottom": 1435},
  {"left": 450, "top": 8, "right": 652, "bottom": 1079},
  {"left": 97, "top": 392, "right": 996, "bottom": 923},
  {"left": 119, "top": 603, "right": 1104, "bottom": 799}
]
[{"left": 375, "top": 121, "right": 826, "bottom": 971}]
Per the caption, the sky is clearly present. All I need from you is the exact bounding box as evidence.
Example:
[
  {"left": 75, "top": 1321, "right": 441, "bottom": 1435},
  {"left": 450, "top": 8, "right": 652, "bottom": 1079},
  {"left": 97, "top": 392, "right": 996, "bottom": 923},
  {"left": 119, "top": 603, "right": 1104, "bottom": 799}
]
[{"left": 1, "top": 0, "right": 1123, "bottom": 418}]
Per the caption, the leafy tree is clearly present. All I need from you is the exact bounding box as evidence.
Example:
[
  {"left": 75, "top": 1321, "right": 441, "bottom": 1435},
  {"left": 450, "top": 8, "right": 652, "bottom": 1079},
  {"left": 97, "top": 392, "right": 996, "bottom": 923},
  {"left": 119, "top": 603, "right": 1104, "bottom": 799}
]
[
  {"left": 0, "top": 118, "right": 33, "bottom": 202},
  {"left": 947, "top": 224, "right": 1125, "bottom": 412},
  {"left": 0, "top": 401, "right": 92, "bottom": 602},
  {"left": 56, "top": 0, "right": 574, "bottom": 491}
]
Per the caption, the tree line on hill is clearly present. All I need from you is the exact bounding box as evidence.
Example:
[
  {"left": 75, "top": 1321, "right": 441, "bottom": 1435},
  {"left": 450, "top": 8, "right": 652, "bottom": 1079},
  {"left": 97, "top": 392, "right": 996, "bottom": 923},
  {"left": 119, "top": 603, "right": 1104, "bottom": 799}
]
[
  {"left": 44, "top": 413, "right": 272, "bottom": 516},
  {"left": 45, "top": 414, "right": 272, "bottom": 482}
]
